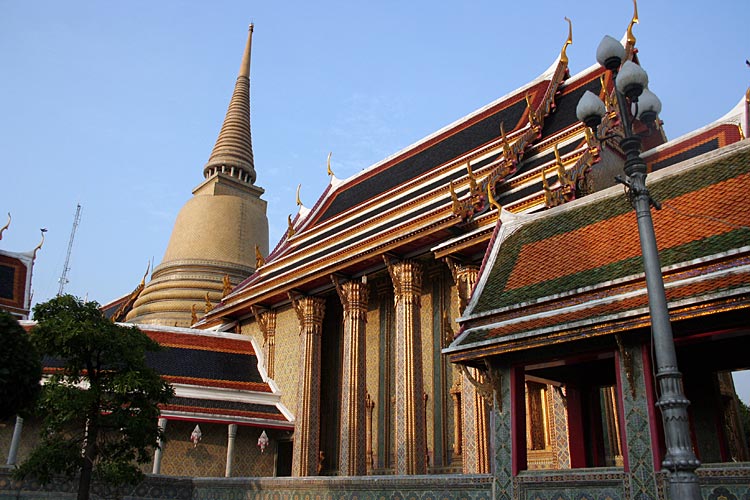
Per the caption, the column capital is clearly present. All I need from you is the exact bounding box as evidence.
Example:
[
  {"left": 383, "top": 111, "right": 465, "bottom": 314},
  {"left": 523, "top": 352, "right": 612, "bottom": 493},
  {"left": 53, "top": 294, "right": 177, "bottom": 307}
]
[
  {"left": 288, "top": 293, "right": 326, "bottom": 335},
  {"left": 383, "top": 256, "right": 423, "bottom": 301},
  {"left": 444, "top": 257, "right": 479, "bottom": 312},
  {"left": 332, "top": 275, "right": 369, "bottom": 320},
  {"left": 252, "top": 306, "right": 277, "bottom": 346}
]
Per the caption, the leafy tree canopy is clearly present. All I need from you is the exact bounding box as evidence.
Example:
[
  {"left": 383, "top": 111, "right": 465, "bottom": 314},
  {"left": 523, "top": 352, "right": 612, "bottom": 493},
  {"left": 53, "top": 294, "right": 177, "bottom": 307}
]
[
  {"left": 0, "top": 311, "right": 42, "bottom": 419},
  {"left": 16, "top": 295, "right": 174, "bottom": 500}
]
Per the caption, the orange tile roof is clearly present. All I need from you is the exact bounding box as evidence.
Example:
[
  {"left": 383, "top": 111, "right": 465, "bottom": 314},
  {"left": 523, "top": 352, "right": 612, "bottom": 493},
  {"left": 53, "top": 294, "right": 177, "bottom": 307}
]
[{"left": 451, "top": 142, "right": 750, "bottom": 358}]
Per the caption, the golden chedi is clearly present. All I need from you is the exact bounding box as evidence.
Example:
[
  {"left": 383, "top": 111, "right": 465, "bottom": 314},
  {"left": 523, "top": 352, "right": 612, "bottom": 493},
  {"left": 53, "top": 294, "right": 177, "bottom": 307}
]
[{"left": 127, "top": 25, "right": 268, "bottom": 327}]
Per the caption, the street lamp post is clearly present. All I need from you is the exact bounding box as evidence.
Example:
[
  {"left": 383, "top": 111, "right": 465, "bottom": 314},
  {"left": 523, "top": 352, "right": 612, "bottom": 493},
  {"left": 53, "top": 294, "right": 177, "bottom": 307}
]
[{"left": 576, "top": 36, "right": 702, "bottom": 500}]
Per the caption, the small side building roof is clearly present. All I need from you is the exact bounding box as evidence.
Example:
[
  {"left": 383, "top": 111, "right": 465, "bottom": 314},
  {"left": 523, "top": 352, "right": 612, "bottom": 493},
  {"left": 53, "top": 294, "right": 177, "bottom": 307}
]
[{"left": 447, "top": 139, "right": 750, "bottom": 364}]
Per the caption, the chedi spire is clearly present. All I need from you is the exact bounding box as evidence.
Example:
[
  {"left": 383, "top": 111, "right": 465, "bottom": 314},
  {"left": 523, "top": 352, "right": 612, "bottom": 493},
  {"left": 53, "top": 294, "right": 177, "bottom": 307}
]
[
  {"left": 126, "top": 25, "right": 268, "bottom": 327},
  {"left": 203, "top": 24, "right": 256, "bottom": 184}
]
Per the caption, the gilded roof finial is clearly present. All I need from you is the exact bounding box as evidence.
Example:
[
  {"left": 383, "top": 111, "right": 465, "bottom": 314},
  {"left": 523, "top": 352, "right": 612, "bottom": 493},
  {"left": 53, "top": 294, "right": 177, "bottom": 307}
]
[
  {"left": 487, "top": 182, "right": 502, "bottom": 212},
  {"left": 191, "top": 304, "right": 198, "bottom": 325},
  {"left": 526, "top": 93, "right": 538, "bottom": 129},
  {"left": 204, "top": 292, "right": 213, "bottom": 314},
  {"left": 554, "top": 144, "right": 568, "bottom": 186},
  {"left": 0, "top": 213, "right": 10, "bottom": 240},
  {"left": 500, "top": 122, "right": 512, "bottom": 159},
  {"left": 627, "top": 0, "right": 639, "bottom": 46},
  {"left": 466, "top": 162, "right": 478, "bottom": 195},
  {"left": 745, "top": 86, "right": 750, "bottom": 104},
  {"left": 449, "top": 181, "right": 462, "bottom": 216},
  {"left": 326, "top": 152, "right": 334, "bottom": 177},
  {"left": 255, "top": 244, "right": 266, "bottom": 268},
  {"left": 33, "top": 228, "right": 47, "bottom": 261},
  {"left": 140, "top": 260, "right": 151, "bottom": 286},
  {"left": 296, "top": 184, "right": 302, "bottom": 207},
  {"left": 560, "top": 17, "right": 573, "bottom": 65},
  {"left": 222, "top": 274, "right": 232, "bottom": 298},
  {"left": 287, "top": 215, "right": 296, "bottom": 238},
  {"left": 542, "top": 168, "right": 554, "bottom": 207}
]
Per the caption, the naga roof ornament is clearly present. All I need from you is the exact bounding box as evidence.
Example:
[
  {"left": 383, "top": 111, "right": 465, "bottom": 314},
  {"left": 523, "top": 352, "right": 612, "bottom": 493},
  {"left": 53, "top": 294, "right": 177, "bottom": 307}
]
[
  {"left": 111, "top": 261, "right": 150, "bottom": 322},
  {"left": 255, "top": 244, "right": 265, "bottom": 268},
  {"left": 449, "top": 18, "right": 573, "bottom": 222},
  {"left": 286, "top": 215, "right": 296, "bottom": 238}
]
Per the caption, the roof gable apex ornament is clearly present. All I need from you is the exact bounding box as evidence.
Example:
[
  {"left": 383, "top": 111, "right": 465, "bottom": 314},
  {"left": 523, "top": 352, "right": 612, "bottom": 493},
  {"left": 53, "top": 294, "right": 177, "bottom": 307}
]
[
  {"left": 255, "top": 244, "right": 265, "bottom": 268},
  {"left": 627, "top": 0, "right": 639, "bottom": 47},
  {"left": 560, "top": 17, "right": 573, "bottom": 65},
  {"left": 326, "top": 152, "right": 334, "bottom": 177},
  {"left": 32, "top": 228, "right": 47, "bottom": 261},
  {"left": 286, "top": 214, "right": 296, "bottom": 238},
  {"left": 0, "top": 212, "right": 10, "bottom": 240}
]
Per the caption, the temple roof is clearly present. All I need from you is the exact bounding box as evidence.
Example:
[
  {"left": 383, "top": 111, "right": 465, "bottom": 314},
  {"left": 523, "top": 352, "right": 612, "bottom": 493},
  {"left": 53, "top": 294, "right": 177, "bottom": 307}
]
[
  {"left": 446, "top": 139, "right": 750, "bottom": 363},
  {"left": 198, "top": 47, "right": 592, "bottom": 324},
  {"left": 0, "top": 220, "right": 44, "bottom": 320},
  {"left": 39, "top": 321, "right": 293, "bottom": 427},
  {"left": 138, "top": 325, "right": 292, "bottom": 427}
]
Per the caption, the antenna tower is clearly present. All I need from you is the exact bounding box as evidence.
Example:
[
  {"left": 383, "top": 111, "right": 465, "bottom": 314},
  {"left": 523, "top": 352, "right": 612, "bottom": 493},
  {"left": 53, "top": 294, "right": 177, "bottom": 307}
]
[{"left": 57, "top": 203, "right": 82, "bottom": 296}]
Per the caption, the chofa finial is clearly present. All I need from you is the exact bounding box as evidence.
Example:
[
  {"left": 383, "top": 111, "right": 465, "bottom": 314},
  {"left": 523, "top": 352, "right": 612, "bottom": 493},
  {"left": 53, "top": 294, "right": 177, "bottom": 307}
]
[
  {"left": 560, "top": 17, "right": 573, "bottom": 65},
  {"left": 0, "top": 213, "right": 10, "bottom": 240},
  {"left": 627, "top": 0, "right": 639, "bottom": 46},
  {"left": 327, "top": 152, "right": 334, "bottom": 177},
  {"left": 33, "top": 228, "right": 47, "bottom": 260}
]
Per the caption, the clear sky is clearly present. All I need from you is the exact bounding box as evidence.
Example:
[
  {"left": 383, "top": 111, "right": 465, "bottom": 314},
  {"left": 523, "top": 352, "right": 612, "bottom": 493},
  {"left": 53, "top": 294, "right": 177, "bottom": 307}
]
[{"left": 2, "top": 2, "right": 749, "bottom": 396}]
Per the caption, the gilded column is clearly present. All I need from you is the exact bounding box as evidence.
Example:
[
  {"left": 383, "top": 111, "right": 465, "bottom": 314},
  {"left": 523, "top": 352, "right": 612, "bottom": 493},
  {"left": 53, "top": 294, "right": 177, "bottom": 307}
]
[
  {"left": 333, "top": 275, "right": 369, "bottom": 476},
  {"left": 384, "top": 256, "right": 426, "bottom": 475},
  {"left": 289, "top": 294, "right": 326, "bottom": 476},
  {"left": 446, "top": 258, "right": 489, "bottom": 473},
  {"left": 253, "top": 307, "right": 277, "bottom": 379}
]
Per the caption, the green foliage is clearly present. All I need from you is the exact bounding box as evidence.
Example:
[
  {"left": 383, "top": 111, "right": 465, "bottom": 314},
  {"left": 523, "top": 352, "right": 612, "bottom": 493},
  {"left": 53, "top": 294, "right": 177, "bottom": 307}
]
[
  {"left": 15, "top": 295, "right": 174, "bottom": 498},
  {"left": 0, "top": 311, "right": 42, "bottom": 419}
]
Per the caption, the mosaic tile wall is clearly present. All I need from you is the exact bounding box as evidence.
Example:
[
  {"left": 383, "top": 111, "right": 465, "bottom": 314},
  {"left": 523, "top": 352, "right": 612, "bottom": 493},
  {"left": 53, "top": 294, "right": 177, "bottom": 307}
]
[
  {"left": 515, "top": 468, "right": 627, "bottom": 499},
  {"left": 3, "top": 466, "right": 750, "bottom": 499},
  {"left": 365, "top": 290, "right": 381, "bottom": 470},
  {"left": 231, "top": 425, "right": 276, "bottom": 477},
  {"left": 420, "top": 282, "right": 435, "bottom": 468},
  {"left": 619, "top": 345, "right": 659, "bottom": 500},
  {"left": 160, "top": 420, "right": 227, "bottom": 477},
  {"left": 193, "top": 474, "right": 493, "bottom": 500},
  {"left": 267, "top": 305, "right": 303, "bottom": 415},
  {"left": 493, "top": 366, "right": 513, "bottom": 500}
]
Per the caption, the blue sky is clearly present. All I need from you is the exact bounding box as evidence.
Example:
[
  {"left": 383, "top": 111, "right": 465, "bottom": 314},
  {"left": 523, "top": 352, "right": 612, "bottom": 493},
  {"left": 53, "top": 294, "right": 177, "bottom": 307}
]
[{"left": 2, "top": 2, "right": 749, "bottom": 396}]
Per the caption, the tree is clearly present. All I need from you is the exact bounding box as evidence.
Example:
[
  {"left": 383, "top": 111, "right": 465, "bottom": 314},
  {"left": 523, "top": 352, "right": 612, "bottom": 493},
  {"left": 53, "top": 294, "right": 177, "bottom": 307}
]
[
  {"left": 0, "top": 311, "right": 42, "bottom": 419},
  {"left": 16, "top": 295, "right": 174, "bottom": 500}
]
